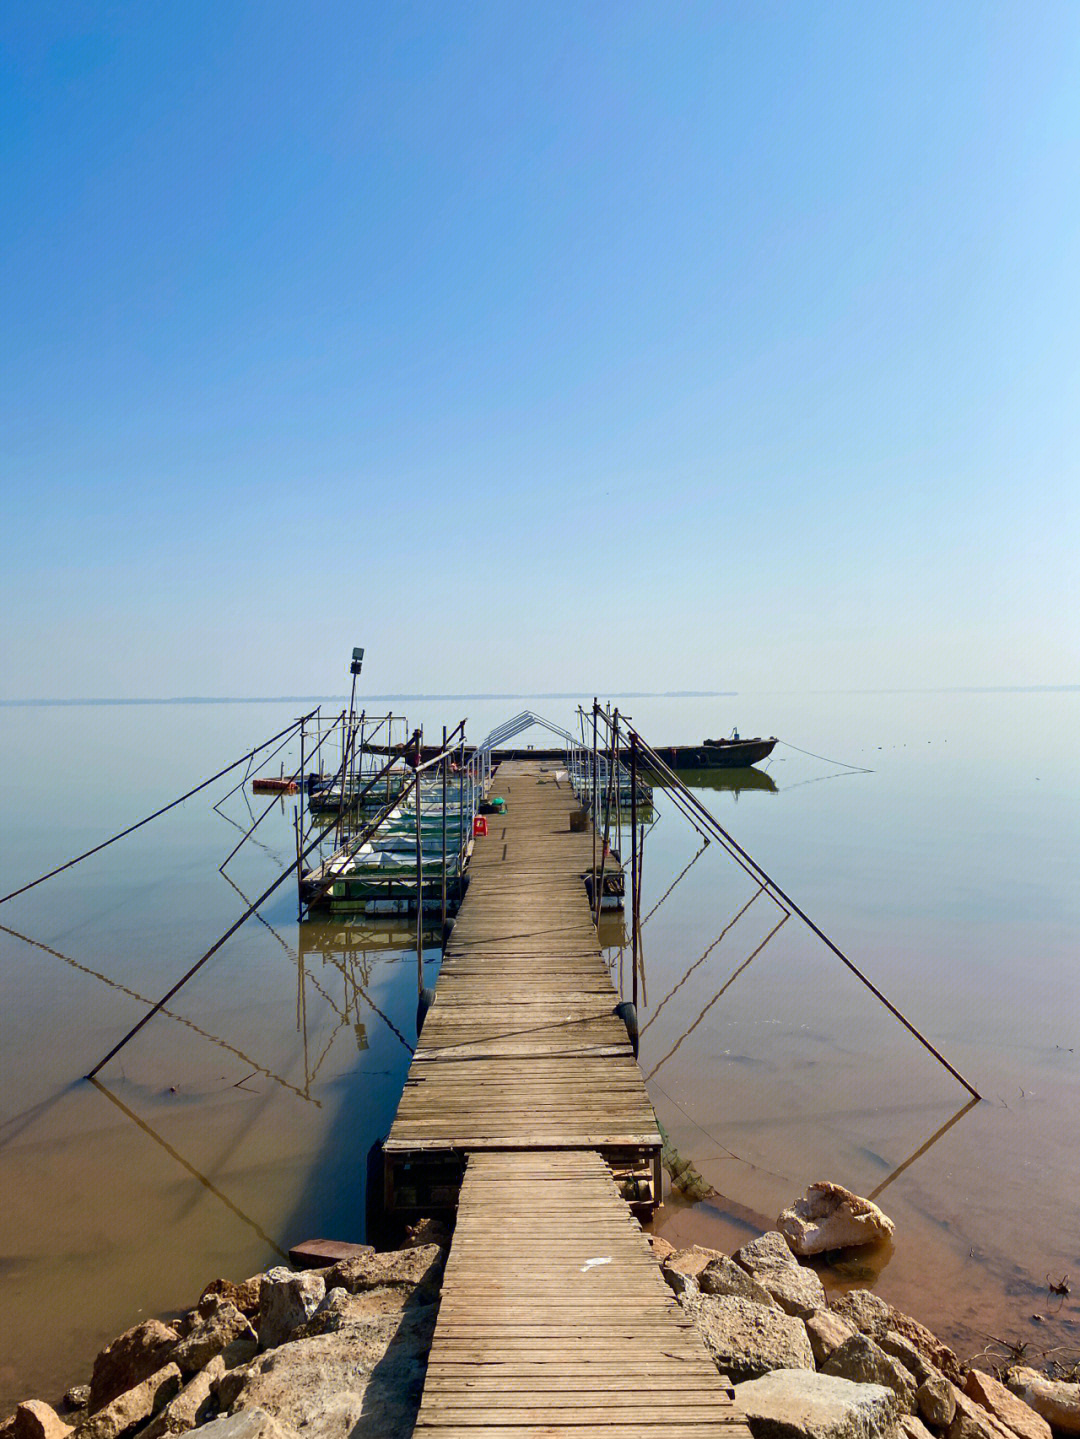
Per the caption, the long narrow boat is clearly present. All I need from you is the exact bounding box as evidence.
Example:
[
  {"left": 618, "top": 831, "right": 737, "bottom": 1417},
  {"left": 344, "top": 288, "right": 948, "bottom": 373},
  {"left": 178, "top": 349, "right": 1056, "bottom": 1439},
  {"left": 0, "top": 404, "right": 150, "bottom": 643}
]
[{"left": 360, "top": 736, "right": 777, "bottom": 769}]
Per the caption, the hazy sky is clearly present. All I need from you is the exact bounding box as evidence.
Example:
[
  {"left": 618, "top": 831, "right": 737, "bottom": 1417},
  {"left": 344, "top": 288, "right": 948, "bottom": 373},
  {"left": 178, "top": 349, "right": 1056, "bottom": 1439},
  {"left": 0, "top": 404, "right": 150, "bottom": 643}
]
[{"left": 3, "top": 2, "right": 1078, "bottom": 699}]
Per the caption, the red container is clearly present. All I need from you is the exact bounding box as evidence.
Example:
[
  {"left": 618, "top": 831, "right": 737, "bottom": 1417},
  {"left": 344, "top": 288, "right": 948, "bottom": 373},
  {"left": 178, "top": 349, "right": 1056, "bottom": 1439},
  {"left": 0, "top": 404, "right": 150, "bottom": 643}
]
[{"left": 473, "top": 815, "right": 488, "bottom": 837}]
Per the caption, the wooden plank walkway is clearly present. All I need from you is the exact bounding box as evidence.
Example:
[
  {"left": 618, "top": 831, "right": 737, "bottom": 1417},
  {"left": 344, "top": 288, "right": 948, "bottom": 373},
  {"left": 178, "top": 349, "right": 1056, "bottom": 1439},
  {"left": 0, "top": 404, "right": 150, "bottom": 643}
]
[
  {"left": 384, "top": 760, "right": 658, "bottom": 1176},
  {"left": 385, "top": 758, "right": 746, "bottom": 1433},
  {"left": 414, "top": 1149, "right": 751, "bottom": 1437}
]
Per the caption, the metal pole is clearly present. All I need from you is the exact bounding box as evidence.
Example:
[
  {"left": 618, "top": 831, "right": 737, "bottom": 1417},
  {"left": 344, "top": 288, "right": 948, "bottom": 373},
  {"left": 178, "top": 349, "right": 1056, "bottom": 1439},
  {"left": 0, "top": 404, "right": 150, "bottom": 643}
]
[
  {"left": 591, "top": 698, "right": 599, "bottom": 914},
  {"left": 440, "top": 724, "right": 448, "bottom": 929},
  {"left": 415, "top": 726, "right": 424, "bottom": 983},
  {"left": 630, "top": 731, "right": 638, "bottom": 1010}
]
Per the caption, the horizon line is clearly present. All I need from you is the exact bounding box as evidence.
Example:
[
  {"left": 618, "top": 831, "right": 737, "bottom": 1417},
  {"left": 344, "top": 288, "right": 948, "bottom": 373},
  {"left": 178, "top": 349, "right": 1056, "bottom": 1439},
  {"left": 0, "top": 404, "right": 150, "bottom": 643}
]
[
  {"left": 0, "top": 685, "right": 1076, "bottom": 707},
  {"left": 0, "top": 690, "right": 738, "bottom": 707}
]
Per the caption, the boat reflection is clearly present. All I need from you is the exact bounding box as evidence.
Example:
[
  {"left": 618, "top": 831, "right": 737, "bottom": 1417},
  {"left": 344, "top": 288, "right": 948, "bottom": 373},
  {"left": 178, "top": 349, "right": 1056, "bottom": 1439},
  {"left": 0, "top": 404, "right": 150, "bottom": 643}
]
[{"left": 651, "top": 766, "right": 777, "bottom": 796}]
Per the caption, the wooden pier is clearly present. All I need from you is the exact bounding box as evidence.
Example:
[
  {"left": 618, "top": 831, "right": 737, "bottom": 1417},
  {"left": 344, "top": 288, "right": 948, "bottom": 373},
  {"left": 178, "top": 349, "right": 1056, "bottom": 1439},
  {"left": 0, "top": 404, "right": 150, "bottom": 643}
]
[
  {"left": 384, "top": 759, "right": 748, "bottom": 1434},
  {"left": 414, "top": 1150, "right": 749, "bottom": 1437},
  {"left": 384, "top": 759, "right": 657, "bottom": 1208}
]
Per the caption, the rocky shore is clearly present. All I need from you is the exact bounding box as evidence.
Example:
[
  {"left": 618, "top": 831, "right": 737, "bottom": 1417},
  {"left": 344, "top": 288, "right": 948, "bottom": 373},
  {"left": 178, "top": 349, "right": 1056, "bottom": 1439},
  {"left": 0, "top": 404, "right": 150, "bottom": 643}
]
[{"left": 3, "top": 1195, "right": 1078, "bottom": 1439}]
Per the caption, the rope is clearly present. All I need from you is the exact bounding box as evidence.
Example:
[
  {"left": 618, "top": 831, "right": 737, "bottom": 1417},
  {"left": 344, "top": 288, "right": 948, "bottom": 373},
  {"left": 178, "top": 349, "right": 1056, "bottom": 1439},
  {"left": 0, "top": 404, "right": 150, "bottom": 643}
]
[
  {"left": 0, "top": 713, "right": 315, "bottom": 907},
  {"left": 776, "top": 739, "right": 873, "bottom": 773}
]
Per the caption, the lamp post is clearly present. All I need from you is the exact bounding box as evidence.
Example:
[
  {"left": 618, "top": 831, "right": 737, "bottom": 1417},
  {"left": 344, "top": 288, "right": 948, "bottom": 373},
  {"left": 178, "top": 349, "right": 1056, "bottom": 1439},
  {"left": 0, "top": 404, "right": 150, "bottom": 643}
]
[{"left": 337, "top": 647, "right": 364, "bottom": 837}]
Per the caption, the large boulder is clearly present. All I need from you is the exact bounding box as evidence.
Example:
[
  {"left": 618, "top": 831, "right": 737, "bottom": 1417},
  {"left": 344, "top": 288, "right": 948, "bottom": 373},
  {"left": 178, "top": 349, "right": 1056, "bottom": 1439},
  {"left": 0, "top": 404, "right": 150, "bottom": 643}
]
[
  {"left": 172, "top": 1303, "right": 255, "bottom": 1375},
  {"left": 12, "top": 1403, "right": 72, "bottom": 1439},
  {"left": 965, "top": 1372, "right": 1052, "bottom": 1439},
  {"left": 678, "top": 1293, "right": 815, "bottom": 1383},
  {"left": 139, "top": 1358, "right": 225, "bottom": 1439},
  {"left": 779, "top": 1184, "right": 895, "bottom": 1256},
  {"left": 806, "top": 1311, "right": 858, "bottom": 1367},
  {"left": 733, "top": 1231, "right": 826, "bottom": 1318},
  {"left": 662, "top": 1245, "right": 726, "bottom": 1295},
  {"left": 917, "top": 1377, "right": 956, "bottom": 1428},
  {"left": 257, "top": 1270, "right": 325, "bottom": 1351},
  {"left": 1005, "top": 1369, "right": 1080, "bottom": 1435},
  {"left": 322, "top": 1244, "right": 445, "bottom": 1299},
  {"left": 822, "top": 1336, "right": 918, "bottom": 1414},
  {"left": 296, "top": 1286, "right": 426, "bottom": 1336},
  {"left": 75, "top": 1365, "right": 182, "bottom": 1439},
  {"left": 828, "top": 1292, "right": 892, "bottom": 1343},
  {"left": 199, "top": 1279, "right": 262, "bottom": 1320},
  {"left": 88, "top": 1322, "right": 180, "bottom": 1411},
  {"left": 700, "top": 1256, "right": 780, "bottom": 1308},
  {"left": 735, "top": 1368, "right": 900, "bottom": 1439},
  {"left": 191, "top": 1411, "right": 296, "bottom": 1439},
  {"left": 949, "top": 1387, "right": 1018, "bottom": 1439},
  {"left": 221, "top": 1307, "right": 437, "bottom": 1439}
]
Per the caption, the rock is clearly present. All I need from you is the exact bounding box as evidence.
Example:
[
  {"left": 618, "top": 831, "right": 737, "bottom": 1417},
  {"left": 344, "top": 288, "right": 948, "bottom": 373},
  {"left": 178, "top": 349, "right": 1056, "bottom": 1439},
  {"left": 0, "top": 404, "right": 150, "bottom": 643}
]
[
  {"left": 700, "top": 1256, "right": 780, "bottom": 1308},
  {"left": 885, "top": 1308, "right": 965, "bottom": 1387},
  {"left": 1005, "top": 1369, "right": 1080, "bottom": 1435},
  {"left": 220, "top": 1340, "right": 258, "bottom": 1371},
  {"left": 75, "top": 1364, "right": 182, "bottom": 1439},
  {"left": 965, "top": 1372, "right": 1052, "bottom": 1439},
  {"left": 199, "top": 1278, "right": 262, "bottom": 1319},
  {"left": 62, "top": 1391, "right": 90, "bottom": 1416},
  {"left": 900, "top": 1416, "right": 935, "bottom": 1439},
  {"left": 173, "top": 1303, "right": 256, "bottom": 1374},
  {"left": 660, "top": 1262, "right": 700, "bottom": 1297},
  {"left": 403, "top": 1218, "right": 451, "bottom": 1249},
  {"left": 678, "top": 1293, "right": 815, "bottom": 1383},
  {"left": 822, "top": 1335, "right": 918, "bottom": 1413},
  {"left": 806, "top": 1310, "right": 858, "bottom": 1366},
  {"left": 257, "top": 1269, "right": 326, "bottom": 1350},
  {"left": 296, "top": 1286, "right": 423, "bottom": 1336},
  {"left": 139, "top": 1357, "right": 225, "bottom": 1439},
  {"left": 735, "top": 1368, "right": 899, "bottom": 1439},
  {"left": 647, "top": 1234, "right": 676, "bottom": 1261},
  {"left": 761, "top": 1267, "right": 828, "bottom": 1320},
  {"left": 917, "top": 1376, "right": 956, "bottom": 1428},
  {"left": 222, "top": 1306, "right": 437, "bottom": 1439},
  {"left": 661, "top": 1245, "right": 725, "bottom": 1293},
  {"left": 880, "top": 1334, "right": 935, "bottom": 1386},
  {"left": 949, "top": 1387, "right": 1017, "bottom": 1439},
  {"left": 322, "top": 1244, "right": 445, "bottom": 1299},
  {"left": 13, "top": 1402, "right": 73, "bottom": 1439},
  {"left": 88, "top": 1321, "right": 180, "bottom": 1411},
  {"left": 191, "top": 1411, "right": 296, "bottom": 1439},
  {"left": 732, "top": 1230, "right": 826, "bottom": 1318},
  {"left": 829, "top": 1292, "right": 892, "bottom": 1342},
  {"left": 736, "top": 1231, "right": 804, "bottom": 1276},
  {"left": 779, "top": 1183, "right": 895, "bottom": 1256}
]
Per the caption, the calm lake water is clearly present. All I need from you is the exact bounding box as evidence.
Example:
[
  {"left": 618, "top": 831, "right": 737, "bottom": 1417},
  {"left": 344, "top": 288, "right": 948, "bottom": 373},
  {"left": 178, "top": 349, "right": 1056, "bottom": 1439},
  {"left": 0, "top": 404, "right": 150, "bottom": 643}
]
[{"left": 1, "top": 689, "right": 1077, "bottom": 1409}]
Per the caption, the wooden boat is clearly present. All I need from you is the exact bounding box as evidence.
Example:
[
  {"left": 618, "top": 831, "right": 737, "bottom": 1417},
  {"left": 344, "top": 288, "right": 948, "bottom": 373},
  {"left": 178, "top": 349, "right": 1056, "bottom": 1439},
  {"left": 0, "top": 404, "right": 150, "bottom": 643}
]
[
  {"left": 645, "top": 735, "right": 777, "bottom": 770},
  {"left": 363, "top": 736, "right": 776, "bottom": 770},
  {"left": 251, "top": 776, "right": 299, "bottom": 794}
]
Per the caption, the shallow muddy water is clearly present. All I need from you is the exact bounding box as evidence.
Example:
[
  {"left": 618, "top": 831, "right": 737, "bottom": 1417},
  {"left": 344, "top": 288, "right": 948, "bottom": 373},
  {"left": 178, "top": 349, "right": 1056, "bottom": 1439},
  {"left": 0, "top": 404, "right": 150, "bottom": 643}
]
[{"left": 0, "top": 690, "right": 1077, "bottom": 1409}]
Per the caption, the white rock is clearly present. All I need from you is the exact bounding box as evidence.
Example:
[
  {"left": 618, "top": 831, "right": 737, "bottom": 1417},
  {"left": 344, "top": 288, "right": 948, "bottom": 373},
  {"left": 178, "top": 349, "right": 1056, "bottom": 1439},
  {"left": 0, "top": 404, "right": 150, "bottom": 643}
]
[{"left": 778, "top": 1184, "right": 894, "bottom": 1255}]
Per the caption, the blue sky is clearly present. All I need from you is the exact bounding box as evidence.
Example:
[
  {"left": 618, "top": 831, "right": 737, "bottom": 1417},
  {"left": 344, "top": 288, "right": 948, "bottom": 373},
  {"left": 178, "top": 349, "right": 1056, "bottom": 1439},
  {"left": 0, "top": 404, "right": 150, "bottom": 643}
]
[{"left": 3, "top": 1, "right": 1078, "bottom": 698}]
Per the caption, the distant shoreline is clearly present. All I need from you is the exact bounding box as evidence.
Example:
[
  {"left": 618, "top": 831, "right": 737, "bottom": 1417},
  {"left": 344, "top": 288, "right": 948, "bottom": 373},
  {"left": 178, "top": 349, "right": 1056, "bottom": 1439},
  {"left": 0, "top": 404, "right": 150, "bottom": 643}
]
[
  {"left": 1, "top": 686, "right": 1075, "bottom": 707},
  {"left": 0, "top": 690, "right": 735, "bottom": 707}
]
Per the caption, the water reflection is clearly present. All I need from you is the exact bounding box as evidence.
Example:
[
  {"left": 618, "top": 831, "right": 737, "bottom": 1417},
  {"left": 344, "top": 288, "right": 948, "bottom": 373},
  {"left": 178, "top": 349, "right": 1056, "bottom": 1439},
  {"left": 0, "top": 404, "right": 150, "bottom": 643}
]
[{"left": 651, "top": 765, "right": 778, "bottom": 796}]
